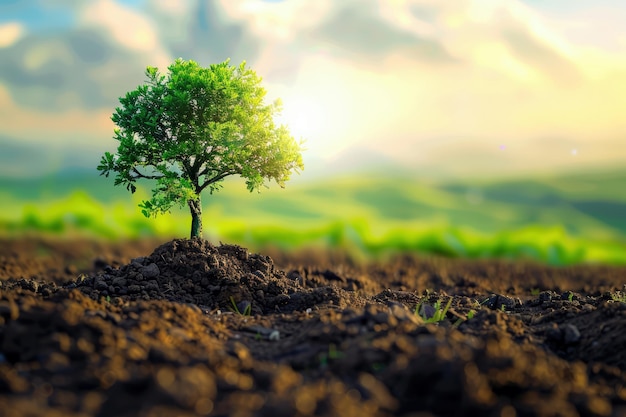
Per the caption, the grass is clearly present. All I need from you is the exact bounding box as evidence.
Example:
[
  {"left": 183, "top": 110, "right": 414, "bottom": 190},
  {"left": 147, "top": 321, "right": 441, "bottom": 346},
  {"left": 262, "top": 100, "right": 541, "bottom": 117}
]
[
  {"left": 453, "top": 309, "right": 476, "bottom": 328},
  {"left": 1, "top": 171, "right": 626, "bottom": 266},
  {"left": 229, "top": 296, "right": 252, "bottom": 316}
]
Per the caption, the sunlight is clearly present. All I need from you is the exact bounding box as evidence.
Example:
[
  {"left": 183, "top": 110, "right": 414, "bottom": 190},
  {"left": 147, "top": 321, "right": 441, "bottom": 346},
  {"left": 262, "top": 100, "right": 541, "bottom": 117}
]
[
  {"left": 268, "top": 56, "right": 376, "bottom": 160},
  {"left": 279, "top": 97, "right": 325, "bottom": 140},
  {"left": 275, "top": 87, "right": 355, "bottom": 160}
]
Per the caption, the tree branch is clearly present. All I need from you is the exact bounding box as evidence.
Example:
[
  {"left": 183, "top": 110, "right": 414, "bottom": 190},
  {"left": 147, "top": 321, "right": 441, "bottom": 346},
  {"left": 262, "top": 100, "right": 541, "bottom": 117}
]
[
  {"left": 131, "top": 167, "right": 165, "bottom": 180},
  {"left": 199, "top": 171, "right": 235, "bottom": 192}
]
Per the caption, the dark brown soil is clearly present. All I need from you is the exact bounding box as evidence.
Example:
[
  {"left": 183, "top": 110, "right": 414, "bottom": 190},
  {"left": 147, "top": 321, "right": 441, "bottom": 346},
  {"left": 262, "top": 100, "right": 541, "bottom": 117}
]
[{"left": 1, "top": 237, "right": 626, "bottom": 417}]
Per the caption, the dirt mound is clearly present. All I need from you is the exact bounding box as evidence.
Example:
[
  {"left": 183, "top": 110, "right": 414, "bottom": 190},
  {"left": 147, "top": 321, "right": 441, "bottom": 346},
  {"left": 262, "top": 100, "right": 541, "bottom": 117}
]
[{"left": 72, "top": 238, "right": 362, "bottom": 315}]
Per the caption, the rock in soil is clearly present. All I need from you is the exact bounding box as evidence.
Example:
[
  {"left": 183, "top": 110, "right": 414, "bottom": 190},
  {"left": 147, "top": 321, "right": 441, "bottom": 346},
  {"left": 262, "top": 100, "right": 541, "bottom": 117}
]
[{"left": 0, "top": 237, "right": 625, "bottom": 417}]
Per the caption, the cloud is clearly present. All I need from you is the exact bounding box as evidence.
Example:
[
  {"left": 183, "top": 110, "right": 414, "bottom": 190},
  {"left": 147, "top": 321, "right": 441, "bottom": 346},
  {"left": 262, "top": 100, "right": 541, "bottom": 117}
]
[
  {"left": 0, "top": 0, "right": 261, "bottom": 114},
  {"left": 1, "top": 0, "right": 626, "bottom": 179},
  {"left": 145, "top": 0, "right": 260, "bottom": 68},
  {"left": 216, "top": 0, "right": 590, "bottom": 86},
  {"left": 252, "top": 0, "right": 592, "bottom": 160},
  {"left": 0, "top": 27, "right": 164, "bottom": 111},
  {"left": 0, "top": 83, "right": 113, "bottom": 145},
  {"left": 219, "top": 0, "right": 332, "bottom": 39},
  {"left": 80, "top": 0, "right": 159, "bottom": 52},
  {"left": 501, "top": 25, "right": 580, "bottom": 84},
  {"left": 307, "top": 3, "right": 456, "bottom": 66},
  {"left": 0, "top": 0, "right": 179, "bottom": 112},
  {"left": 0, "top": 80, "right": 117, "bottom": 176},
  {"left": 0, "top": 22, "right": 24, "bottom": 48}
]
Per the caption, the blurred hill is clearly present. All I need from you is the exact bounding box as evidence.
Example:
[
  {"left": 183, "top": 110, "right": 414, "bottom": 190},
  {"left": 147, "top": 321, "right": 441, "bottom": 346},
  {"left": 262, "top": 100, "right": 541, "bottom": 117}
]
[
  {"left": 1, "top": 165, "right": 625, "bottom": 242},
  {"left": 0, "top": 167, "right": 626, "bottom": 264}
]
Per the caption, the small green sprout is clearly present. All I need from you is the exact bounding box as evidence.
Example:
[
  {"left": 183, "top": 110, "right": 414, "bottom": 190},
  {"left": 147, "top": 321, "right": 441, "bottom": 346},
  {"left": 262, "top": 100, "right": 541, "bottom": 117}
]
[
  {"left": 319, "top": 343, "right": 343, "bottom": 368},
  {"left": 453, "top": 309, "right": 477, "bottom": 328},
  {"left": 229, "top": 296, "right": 252, "bottom": 316},
  {"left": 568, "top": 292, "right": 574, "bottom": 302},
  {"left": 531, "top": 288, "right": 540, "bottom": 296},
  {"left": 415, "top": 297, "right": 453, "bottom": 324},
  {"left": 328, "top": 343, "right": 341, "bottom": 360}
]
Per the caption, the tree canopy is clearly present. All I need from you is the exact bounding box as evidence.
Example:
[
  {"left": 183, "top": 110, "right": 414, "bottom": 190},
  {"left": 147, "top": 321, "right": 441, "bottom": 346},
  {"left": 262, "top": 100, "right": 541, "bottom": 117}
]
[{"left": 98, "top": 58, "right": 304, "bottom": 238}]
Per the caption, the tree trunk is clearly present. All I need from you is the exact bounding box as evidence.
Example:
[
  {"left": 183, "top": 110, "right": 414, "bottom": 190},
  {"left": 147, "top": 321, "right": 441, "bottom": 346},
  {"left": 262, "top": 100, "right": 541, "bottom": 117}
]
[{"left": 188, "top": 197, "right": 202, "bottom": 239}]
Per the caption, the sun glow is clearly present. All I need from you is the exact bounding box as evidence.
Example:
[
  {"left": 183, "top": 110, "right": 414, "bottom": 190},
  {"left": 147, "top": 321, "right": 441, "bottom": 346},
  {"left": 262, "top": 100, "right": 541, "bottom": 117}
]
[
  {"left": 279, "top": 98, "right": 326, "bottom": 140},
  {"left": 277, "top": 91, "right": 361, "bottom": 161},
  {"left": 268, "top": 56, "right": 373, "bottom": 160}
]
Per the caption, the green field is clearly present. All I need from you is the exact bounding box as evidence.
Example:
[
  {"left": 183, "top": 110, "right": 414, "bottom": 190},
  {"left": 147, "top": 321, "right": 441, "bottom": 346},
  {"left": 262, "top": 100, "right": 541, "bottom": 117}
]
[{"left": 2, "top": 168, "right": 625, "bottom": 265}]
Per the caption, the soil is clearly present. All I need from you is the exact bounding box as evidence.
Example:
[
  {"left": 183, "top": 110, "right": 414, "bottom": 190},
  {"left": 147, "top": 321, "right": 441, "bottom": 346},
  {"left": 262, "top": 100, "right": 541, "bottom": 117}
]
[{"left": 1, "top": 237, "right": 626, "bottom": 417}]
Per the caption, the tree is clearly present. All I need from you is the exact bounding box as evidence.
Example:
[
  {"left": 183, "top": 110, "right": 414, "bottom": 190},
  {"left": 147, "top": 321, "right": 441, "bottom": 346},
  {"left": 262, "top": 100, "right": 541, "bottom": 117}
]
[{"left": 97, "top": 58, "right": 304, "bottom": 238}]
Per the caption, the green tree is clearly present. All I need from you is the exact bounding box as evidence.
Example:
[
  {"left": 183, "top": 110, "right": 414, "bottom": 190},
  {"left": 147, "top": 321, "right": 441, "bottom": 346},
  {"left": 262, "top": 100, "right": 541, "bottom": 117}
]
[{"left": 97, "top": 58, "right": 304, "bottom": 238}]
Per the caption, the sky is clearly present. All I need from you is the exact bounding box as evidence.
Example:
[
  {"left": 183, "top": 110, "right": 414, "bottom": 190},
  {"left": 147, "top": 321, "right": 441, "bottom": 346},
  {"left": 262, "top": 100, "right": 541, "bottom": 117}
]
[{"left": 1, "top": 0, "right": 625, "bottom": 179}]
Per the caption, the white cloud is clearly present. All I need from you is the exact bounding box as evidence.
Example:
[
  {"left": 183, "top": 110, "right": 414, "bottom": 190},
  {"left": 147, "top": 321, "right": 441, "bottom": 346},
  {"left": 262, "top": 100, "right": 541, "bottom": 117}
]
[
  {"left": 22, "top": 39, "right": 74, "bottom": 71},
  {"left": 0, "top": 22, "right": 25, "bottom": 48},
  {"left": 149, "top": 0, "right": 193, "bottom": 17},
  {"left": 219, "top": 0, "right": 333, "bottom": 40},
  {"left": 80, "top": 0, "right": 160, "bottom": 53}
]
